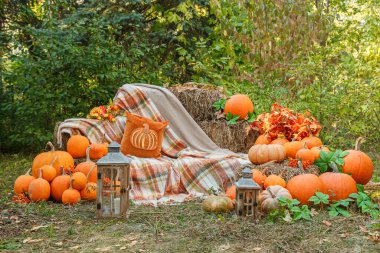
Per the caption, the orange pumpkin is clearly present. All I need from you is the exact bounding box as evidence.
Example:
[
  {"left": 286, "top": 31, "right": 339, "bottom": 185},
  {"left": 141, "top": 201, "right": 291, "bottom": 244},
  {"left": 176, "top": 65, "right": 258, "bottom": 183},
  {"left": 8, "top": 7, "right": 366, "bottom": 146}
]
[
  {"left": 225, "top": 185, "right": 236, "bottom": 200},
  {"left": 270, "top": 134, "right": 289, "bottom": 145},
  {"left": 252, "top": 169, "right": 267, "bottom": 186},
  {"left": 248, "top": 144, "right": 286, "bottom": 164},
  {"left": 264, "top": 175, "right": 286, "bottom": 189},
  {"left": 28, "top": 168, "right": 50, "bottom": 202},
  {"left": 14, "top": 169, "right": 35, "bottom": 194},
  {"left": 62, "top": 178, "right": 81, "bottom": 205},
  {"left": 286, "top": 174, "right": 322, "bottom": 204},
  {"left": 76, "top": 146, "right": 97, "bottom": 183},
  {"left": 39, "top": 156, "right": 58, "bottom": 182},
  {"left": 32, "top": 142, "right": 74, "bottom": 177},
  {"left": 67, "top": 135, "right": 90, "bottom": 158},
  {"left": 129, "top": 123, "right": 158, "bottom": 151},
  {"left": 80, "top": 165, "right": 97, "bottom": 201},
  {"left": 224, "top": 94, "right": 254, "bottom": 120},
  {"left": 310, "top": 146, "right": 330, "bottom": 160},
  {"left": 71, "top": 172, "right": 87, "bottom": 191},
  {"left": 51, "top": 167, "right": 70, "bottom": 202},
  {"left": 254, "top": 134, "right": 271, "bottom": 145},
  {"left": 295, "top": 143, "right": 315, "bottom": 163},
  {"left": 319, "top": 166, "right": 357, "bottom": 201},
  {"left": 342, "top": 137, "right": 373, "bottom": 185},
  {"left": 301, "top": 135, "right": 323, "bottom": 149},
  {"left": 283, "top": 140, "right": 303, "bottom": 158}
]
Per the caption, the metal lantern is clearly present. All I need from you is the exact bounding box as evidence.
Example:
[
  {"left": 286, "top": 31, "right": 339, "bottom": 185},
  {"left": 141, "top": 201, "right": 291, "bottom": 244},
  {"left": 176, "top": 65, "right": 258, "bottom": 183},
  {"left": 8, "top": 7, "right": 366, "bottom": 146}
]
[
  {"left": 235, "top": 167, "right": 261, "bottom": 219},
  {"left": 96, "top": 141, "right": 131, "bottom": 218}
]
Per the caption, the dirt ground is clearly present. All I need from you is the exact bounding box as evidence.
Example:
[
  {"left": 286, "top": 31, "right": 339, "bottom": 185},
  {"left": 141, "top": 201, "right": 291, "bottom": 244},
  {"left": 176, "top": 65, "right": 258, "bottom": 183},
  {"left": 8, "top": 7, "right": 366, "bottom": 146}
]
[{"left": 1, "top": 154, "right": 379, "bottom": 253}]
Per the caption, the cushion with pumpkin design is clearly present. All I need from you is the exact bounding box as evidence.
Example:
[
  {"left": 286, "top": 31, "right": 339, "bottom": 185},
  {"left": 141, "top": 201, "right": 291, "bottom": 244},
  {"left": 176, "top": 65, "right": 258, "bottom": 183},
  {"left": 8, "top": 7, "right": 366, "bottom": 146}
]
[{"left": 121, "top": 112, "right": 169, "bottom": 158}]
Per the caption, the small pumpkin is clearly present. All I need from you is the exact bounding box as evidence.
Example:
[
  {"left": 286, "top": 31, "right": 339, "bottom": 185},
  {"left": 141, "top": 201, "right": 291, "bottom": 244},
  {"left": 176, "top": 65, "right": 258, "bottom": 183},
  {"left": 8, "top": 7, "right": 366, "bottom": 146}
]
[
  {"left": 32, "top": 142, "right": 74, "bottom": 177},
  {"left": 254, "top": 134, "right": 272, "bottom": 145},
  {"left": 270, "top": 134, "right": 289, "bottom": 145},
  {"left": 252, "top": 169, "right": 267, "bottom": 186},
  {"left": 71, "top": 172, "right": 87, "bottom": 191},
  {"left": 50, "top": 167, "right": 70, "bottom": 202},
  {"left": 342, "top": 137, "right": 374, "bottom": 185},
  {"left": 202, "top": 195, "right": 234, "bottom": 213},
  {"left": 260, "top": 186, "right": 292, "bottom": 213},
  {"left": 14, "top": 169, "right": 35, "bottom": 195},
  {"left": 286, "top": 174, "right": 322, "bottom": 204},
  {"left": 295, "top": 143, "right": 315, "bottom": 163},
  {"left": 264, "top": 175, "right": 286, "bottom": 189},
  {"left": 130, "top": 123, "right": 158, "bottom": 151},
  {"left": 89, "top": 134, "right": 109, "bottom": 160},
  {"left": 76, "top": 146, "right": 97, "bottom": 183},
  {"left": 283, "top": 140, "right": 303, "bottom": 158},
  {"left": 40, "top": 156, "right": 58, "bottom": 182},
  {"left": 301, "top": 134, "right": 323, "bottom": 149},
  {"left": 319, "top": 164, "right": 357, "bottom": 201},
  {"left": 248, "top": 144, "right": 286, "bottom": 164},
  {"left": 62, "top": 178, "right": 81, "bottom": 205},
  {"left": 80, "top": 165, "right": 97, "bottom": 201},
  {"left": 224, "top": 94, "right": 254, "bottom": 120},
  {"left": 225, "top": 185, "right": 236, "bottom": 200},
  {"left": 67, "top": 134, "right": 90, "bottom": 158},
  {"left": 28, "top": 168, "right": 50, "bottom": 202},
  {"left": 310, "top": 146, "right": 330, "bottom": 160}
]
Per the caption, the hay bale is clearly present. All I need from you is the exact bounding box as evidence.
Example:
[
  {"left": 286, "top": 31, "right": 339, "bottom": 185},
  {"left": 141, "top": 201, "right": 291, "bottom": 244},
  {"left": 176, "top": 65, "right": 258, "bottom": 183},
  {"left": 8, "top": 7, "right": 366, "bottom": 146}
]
[
  {"left": 169, "top": 83, "right": 226, "bottom": 121},
  {"left": 254, "top": 160, "right": 320, "bottom": 182},
  {"left": 199, "top": 120, "right": 259, "bottom": 153}
]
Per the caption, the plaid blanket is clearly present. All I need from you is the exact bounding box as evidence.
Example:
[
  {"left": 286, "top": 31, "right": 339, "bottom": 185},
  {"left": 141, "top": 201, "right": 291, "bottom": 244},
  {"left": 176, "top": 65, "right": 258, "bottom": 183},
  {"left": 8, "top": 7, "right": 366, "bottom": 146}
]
[{"left": 58, "top": 84, "right": 250, "bottom": 203}]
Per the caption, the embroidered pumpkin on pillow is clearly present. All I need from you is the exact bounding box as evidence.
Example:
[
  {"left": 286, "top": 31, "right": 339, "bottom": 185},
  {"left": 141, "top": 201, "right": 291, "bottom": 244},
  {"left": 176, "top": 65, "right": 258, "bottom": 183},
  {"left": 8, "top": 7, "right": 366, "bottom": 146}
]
[{"left": 121, "top": 112, "right": 169, "bottom": 158}]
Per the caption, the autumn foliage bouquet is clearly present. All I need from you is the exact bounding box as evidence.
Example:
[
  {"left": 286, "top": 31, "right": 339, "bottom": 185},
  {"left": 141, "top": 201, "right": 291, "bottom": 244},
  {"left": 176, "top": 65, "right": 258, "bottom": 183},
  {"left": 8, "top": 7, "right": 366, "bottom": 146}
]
[
  {"left": 251, "top": 103, "right": 322, "bottom": 141},
  {"left": 87, "top": 103, "right": 122, "bottom": 122}
]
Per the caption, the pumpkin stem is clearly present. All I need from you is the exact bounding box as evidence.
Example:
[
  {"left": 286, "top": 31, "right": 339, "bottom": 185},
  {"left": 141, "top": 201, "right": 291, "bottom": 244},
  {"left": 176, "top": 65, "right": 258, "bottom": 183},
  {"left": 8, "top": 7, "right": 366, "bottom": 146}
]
[
  {"left": 267, "top": 187, "right": 275, "bottom": 198},
  {"left": 354, "top": 137, "right": 365, "bottom": 151},
  {"left": 330, "top": 162, "right": 339, "bottom": 173},
  {"left": 25, "top": 168, "right": 32, "bottom": 175},
  {"left": 38, "top": 168, "right": 43, "bottom": 179},
  {"left": 143, "top": 123, "right": 149, "bottom": 133},
  {"left": 49, "top": 156, "right": 58, "bottom": 166},
  {"left": 46, "top": 141, "right": 55, "bottom": 152},
  {"left": 85, "top": 146, "right": 92, "bottom": 162},
  {"left": 297, "top": 160, "right": 304, "bottom": 170},
  {"left": 302, "top": 142, "right": 307, "bottom": 149},
  {"left": 69, "top": 178, "right": 75, "bottom": 189},
  {"left": 87, "top": 164, "right": 96, "bottom": 182},
  {"left": 59, "top": 166, "right": 66, "bottom": 176}
]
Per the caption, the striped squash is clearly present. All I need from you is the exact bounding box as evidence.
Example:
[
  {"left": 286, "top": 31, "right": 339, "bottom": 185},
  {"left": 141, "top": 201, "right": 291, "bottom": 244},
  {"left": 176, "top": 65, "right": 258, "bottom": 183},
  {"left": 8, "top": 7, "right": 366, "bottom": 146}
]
[{"left": 130, "top": 123, "right": 158, "bottom": 150}]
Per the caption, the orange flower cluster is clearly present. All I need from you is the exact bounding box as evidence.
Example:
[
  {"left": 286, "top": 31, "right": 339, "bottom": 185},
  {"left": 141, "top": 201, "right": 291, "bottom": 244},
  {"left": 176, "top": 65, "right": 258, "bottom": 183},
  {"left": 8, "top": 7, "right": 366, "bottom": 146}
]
[
  {"left": 288, "top": 158, "right": 313, "bottom": 170},
  {"left": 12, "top": 193, "right": 30, "bottom": 204},
  {"left": 88, "top": 104, "right": 121, "bottom": 122},
  {"left": 251, "top": 103, "right": 321, "bottom": 141}
]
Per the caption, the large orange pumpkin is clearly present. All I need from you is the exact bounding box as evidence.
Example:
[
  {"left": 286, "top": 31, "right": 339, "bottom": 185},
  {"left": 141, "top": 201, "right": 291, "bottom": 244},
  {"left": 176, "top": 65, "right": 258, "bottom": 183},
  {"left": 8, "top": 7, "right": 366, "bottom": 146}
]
[
  {"left": 286, "top": 174, "right": 322, "bottom": 204},
  {"left": 301, "top": 134, "right": 323, "bottom": 149},
  {"left": 224, "top": 94, "right": 254, "bottom": 119},
  {"left": 50, "top": 167, "right": 70, "bottom": 202},
  {"left": 342, "top": 137, "right": 373, "bottom": 185},
  {"left": 252, "top": 169, "right": 267, "bottom": 186},
  {"left": 270, "top": 135, "right": 289, "bottom": 145},
  {"left": 248, "top": 144, "right": 286, "bottom": 164},
  {"left": 14, "top": 169, "right": 35, "bottom": 195},
  {"left": 283, "top": 140, "right": 303, "bottom": 158},
  {"left": 67, "top": 135, "right": 90, "bottom": 158},
  {"left": 28, "top": 168, "right": 50, "bottom": 202},
  {"left": 71, "top": 172, "right": 87, "bottom": 191},
  {"left": 264, "top": 175, "right": 286, "bottom": 189},
  {"left": 254, "top": 134, "right": 272, "bottom": 145},
  {"left": 80, "top": 165, "right": 97, "bottom": 201},
  {"left": 319, "top": 168, "right": 357, "bottom": 201},
  {"left": 32, "top": 142, "right": 74, "bottom": 177},
  {"left": 76, "top": 146, "right": 97, "bottom": 183},
  {"left": 295, "top": 143, "right": 315, "bottom": 163},
  {"left": 311, "top": 146, "right": 330, "bottom": 160}
]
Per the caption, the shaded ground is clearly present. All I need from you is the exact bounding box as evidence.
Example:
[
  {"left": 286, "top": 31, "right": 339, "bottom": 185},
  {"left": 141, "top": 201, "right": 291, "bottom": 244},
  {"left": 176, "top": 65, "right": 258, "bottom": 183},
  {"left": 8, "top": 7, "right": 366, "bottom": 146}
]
[{"left": 1, "top": 154, "right": 379, "bottom": 252}]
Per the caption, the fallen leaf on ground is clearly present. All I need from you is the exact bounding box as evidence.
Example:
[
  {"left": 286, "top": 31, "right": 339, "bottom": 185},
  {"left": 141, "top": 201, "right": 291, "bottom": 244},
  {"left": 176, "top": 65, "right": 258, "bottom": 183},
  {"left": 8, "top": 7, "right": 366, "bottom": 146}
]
[
  {"left": 127, "top": 240, "right": 138, "bottom": 247},
  {"left": 95, "top": 246, "right": 112, "bottom": 252},
  {"left": 76, "top": 220, "right": 82, "bottom": 225},
  {"left": 219, "top": 244, "right": 231, "bottom": 251},
  {"left": 368, "top": 231, "right": 380, "bottom": 243},
  {"left": 55, "top": 242, "right": 63, "bottom": 246},
  {"left": 23, "top": 238, "right": 44, "bottom": 243},
  {"left": 31, "top": 225, "right": 48, "bottom": 231},
  {"left": 252, "top": 247, "right": 261, "bottom": 251},
  {"left": 119, "top": 246, "right": 126, "bottom": 250},
  {"left": 359, "top": 226, "right": 369, "bottom": 233},
  {"left": 69, "top": 246, "right": 81, "bottom": 250},
  {"left": 322, "top": 220, "right": 332, "bottom": 227},
  {"left": 310, "top": 208, "right": 319, "bottom": 217}
]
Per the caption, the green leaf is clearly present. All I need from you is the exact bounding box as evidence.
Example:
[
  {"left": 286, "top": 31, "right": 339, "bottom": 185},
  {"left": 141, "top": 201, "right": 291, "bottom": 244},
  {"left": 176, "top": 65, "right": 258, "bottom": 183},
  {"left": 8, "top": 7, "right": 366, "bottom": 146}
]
[
  {"left": 212, "top": 98, "right": 226, "bottom": 111},
  {"left": 356, "top": 184, "right": 365, "bottom": 193},
  {"left": 337, "top": 208, "right": 351, "bottom": 217}
]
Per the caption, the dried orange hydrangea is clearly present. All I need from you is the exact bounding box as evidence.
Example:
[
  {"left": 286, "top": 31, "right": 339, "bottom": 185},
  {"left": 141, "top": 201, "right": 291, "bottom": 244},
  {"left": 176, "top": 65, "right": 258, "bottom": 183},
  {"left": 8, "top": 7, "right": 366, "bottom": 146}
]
[
  {"left": 88, "top": 104, "right": 121, "bottom": 122},
  {"left": 251, "top": 103, "right": 321, "bottom": 141}
]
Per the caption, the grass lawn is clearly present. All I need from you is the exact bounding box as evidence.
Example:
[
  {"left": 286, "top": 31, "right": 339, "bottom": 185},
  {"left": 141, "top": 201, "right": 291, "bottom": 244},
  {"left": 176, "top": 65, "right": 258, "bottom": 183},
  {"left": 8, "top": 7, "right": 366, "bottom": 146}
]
[{"left": 1, "top": 154, "right": 379, "bottom": 252}]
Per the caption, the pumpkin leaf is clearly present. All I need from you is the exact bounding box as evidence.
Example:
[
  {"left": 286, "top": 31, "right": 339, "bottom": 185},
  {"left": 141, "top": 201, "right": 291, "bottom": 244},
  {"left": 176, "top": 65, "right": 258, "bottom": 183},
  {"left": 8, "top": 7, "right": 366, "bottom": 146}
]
[
  {"left": 247, "top": 112, "right": 256, "bottom": 123},
  {"left": 226, "top": 113, "right": 240, "bottom": 125},
  {"left": 212, "top": 98, "right": 227, "bottom": 111}
]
